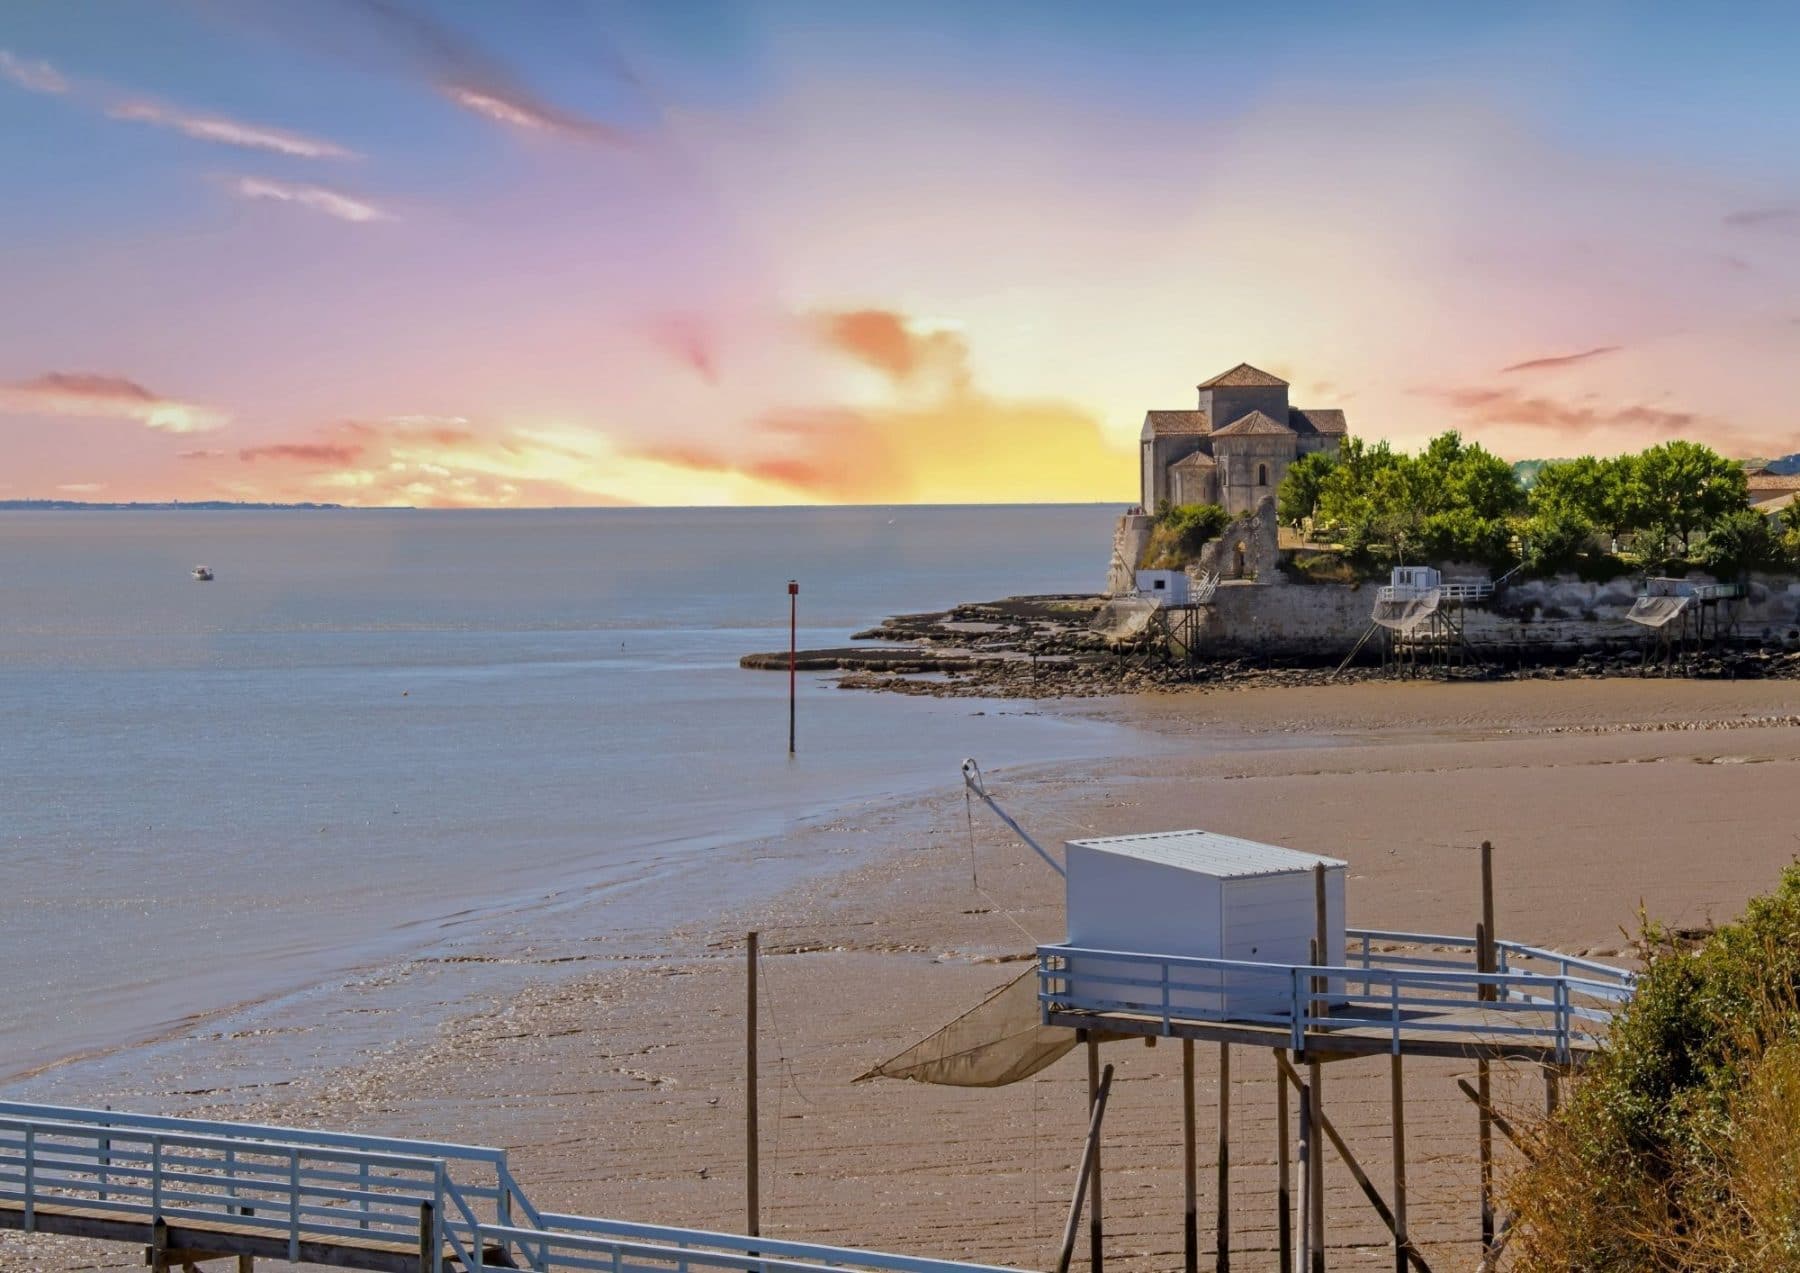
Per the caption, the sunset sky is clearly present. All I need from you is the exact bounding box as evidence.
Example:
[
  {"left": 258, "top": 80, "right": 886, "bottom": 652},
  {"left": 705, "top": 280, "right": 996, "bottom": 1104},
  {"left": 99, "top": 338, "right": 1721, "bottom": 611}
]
[{"left": 4, "top": 2, "right": 1799, "bottom": 507}]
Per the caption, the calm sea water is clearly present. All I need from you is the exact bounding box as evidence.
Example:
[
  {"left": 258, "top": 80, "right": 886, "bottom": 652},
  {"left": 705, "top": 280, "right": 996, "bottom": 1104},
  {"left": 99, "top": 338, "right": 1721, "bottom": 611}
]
[{"left": 0, "top": 506, "right": 1131, "bottom": 1083}]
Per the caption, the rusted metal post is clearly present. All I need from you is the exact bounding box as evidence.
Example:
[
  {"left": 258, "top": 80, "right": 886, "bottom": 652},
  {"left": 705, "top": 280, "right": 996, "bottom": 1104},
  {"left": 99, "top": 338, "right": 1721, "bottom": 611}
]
[
  {"left": 1183, "top": 1040, "right": 1197, "bottom": 1273},
  {"left": 1087, "top": 1034, "right": 1105, "bottom": 1273},
  {"left": 747, "top": 930, "right": 761, "bottom": 1237},
  {"left": 1216, "top": 1042, "right": 1230, "bottom": 1273},
  {"left": 787, "top": 581, "right": 798, "bottom": 754}
]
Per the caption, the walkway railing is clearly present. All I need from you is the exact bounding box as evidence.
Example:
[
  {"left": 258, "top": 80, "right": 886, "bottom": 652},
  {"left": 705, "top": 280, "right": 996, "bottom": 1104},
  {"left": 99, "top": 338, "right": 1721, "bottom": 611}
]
[
  {"left": 1038, "top": 931, "right": 1634, "bottom": 1064},
  {"left": 1377, "top": 580, "right": 1493, "bottom": 603},
  {"left": 475, "top": 1216, "right": 1026, "bottom": 1273},
  {"left": 0, "top": 1101, "right": 539, "bottom": 1270},
  {"left": 0, "top": 1104, "right": 1036, "bottom": 1273}
]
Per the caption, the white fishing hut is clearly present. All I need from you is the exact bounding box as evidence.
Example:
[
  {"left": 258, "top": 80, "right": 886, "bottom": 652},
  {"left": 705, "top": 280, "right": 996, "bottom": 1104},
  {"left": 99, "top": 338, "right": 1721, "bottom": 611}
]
[
  {"left": 1134, "top": 569, "right": 1190, "bottom": 607},
  {"left": 1063, "top": 831, "right": 1346, "bottom": 1016}
]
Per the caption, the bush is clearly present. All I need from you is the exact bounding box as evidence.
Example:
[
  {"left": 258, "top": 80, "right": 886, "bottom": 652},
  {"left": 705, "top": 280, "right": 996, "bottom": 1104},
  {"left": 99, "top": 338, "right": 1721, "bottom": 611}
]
[
  {"left": 1702, "top": 507, "right": 1785, "bottom": 578},
  {"left": 1508, "top": 867, "right": 1800, "bottom": 1271},
  {"left": 1144, "top": 502, "right": 1229, "bottom": 567}
]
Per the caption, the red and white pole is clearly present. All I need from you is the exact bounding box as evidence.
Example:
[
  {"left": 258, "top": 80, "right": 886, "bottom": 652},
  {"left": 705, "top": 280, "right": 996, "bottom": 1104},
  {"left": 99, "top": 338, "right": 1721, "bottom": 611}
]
[{"left": 787, "top": 580, "right": 799, "bottom": 754}]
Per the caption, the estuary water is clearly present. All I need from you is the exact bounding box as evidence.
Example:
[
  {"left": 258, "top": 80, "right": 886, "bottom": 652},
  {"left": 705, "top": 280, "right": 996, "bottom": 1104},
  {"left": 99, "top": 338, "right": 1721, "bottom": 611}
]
[{"left": 0, "top": 505, "right": 1133, "bottom": 1085}]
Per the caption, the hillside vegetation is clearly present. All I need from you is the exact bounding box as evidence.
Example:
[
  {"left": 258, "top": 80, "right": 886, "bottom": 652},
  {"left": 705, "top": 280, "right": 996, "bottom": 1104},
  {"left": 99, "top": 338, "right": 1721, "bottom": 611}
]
[
  {"left": 1279, "top": 434, "right": 1796, "bottom": 578},
  {"left": 1508, "top": 868, "right": 1800, "bottom": 1271}
]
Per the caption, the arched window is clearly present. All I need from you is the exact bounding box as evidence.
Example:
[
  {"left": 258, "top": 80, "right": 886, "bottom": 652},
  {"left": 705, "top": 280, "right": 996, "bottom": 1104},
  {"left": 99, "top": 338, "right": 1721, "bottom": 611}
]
[{"left": 1257, "top": 463, "right": 1269, "bottom": 486}]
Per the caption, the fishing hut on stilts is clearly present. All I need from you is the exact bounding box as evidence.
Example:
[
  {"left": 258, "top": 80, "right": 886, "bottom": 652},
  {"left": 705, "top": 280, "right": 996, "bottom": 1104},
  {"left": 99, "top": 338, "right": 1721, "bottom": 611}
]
[
  {"left": 863, "top": 762, "right": 1637, "bottom": 1273},
  {"left": 1336, "top": 567, "right": 1510, "bottom": 679},
  {"left": 1626, "top": 577, "right": 1744, "bottom": 668}
]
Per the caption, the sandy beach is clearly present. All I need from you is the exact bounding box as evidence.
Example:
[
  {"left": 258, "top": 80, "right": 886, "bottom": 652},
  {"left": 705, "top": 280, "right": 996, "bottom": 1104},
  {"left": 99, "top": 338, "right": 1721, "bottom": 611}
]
[{"left": 10, "top": 677, "right": 1800, "bottom": 1272}]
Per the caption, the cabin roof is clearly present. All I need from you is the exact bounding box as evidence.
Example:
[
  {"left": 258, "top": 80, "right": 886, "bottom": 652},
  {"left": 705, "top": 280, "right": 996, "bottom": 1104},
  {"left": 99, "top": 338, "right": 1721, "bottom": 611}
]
[{"left": 1067, "top": 830, "right": 1346, "bottom": 879}]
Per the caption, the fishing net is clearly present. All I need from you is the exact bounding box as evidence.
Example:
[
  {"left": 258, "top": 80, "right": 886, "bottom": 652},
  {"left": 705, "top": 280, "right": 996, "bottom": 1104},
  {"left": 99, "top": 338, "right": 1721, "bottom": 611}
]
[
  {"left": 855, "top": 969, "right": 1076, "bottom": 1087},
  {"left": 1090, "top": 595, "right": 1158, "bottom": 642},
  {"left": 1626, "top": 595, "right": 1690, "bottom": 628},
  {"left": 1372, "top": 588, "right": 1441, "bottom": 634}
]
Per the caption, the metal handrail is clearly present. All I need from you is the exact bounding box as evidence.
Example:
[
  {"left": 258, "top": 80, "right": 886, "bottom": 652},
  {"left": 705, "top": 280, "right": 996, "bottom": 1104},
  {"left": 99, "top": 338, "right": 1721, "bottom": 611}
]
[
  {"left": 477, "top": 1220, "right": 1030, "bottom": 1273},
  {"left": 1038, "top": 940, "right": 1631, "bottom": 1061}
]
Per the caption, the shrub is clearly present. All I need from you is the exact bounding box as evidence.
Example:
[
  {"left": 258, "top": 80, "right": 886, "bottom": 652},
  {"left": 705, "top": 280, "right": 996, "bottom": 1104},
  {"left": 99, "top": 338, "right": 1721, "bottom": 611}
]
[
  {"left": 1702, "top": 507, "right": 1785, "bottom": 578},
  {"left": 1508, "top": 867, "right": 1800, "bottom": 1271},
  {"left": 1145, "top": 502, "right": 1229, "bottom": 567}
]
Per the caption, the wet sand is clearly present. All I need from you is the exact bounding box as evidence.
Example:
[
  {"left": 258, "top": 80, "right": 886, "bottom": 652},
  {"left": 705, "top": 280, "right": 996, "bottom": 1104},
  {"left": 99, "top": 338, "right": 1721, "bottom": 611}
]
[{"left": 10, "top": 679, "right": 1800, "bottom": 1271}]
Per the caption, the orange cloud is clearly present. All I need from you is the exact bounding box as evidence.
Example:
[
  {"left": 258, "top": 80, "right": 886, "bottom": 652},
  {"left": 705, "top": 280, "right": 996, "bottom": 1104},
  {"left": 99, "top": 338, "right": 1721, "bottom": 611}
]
[
  {"left": 1500, "top": 346, "right": 1623, "bottom": 374},
  {"left": 814, "top": 309, "right": 966, "bottom": 386},
  {"left": 109, "top": 99, "right": 355, "bottom": 159},
  {"left": 1, "top": 371, "right": 228, "bottom": 433},
  {"left": 1417, "top": 383, "right": 1787, "bottom": 456}
]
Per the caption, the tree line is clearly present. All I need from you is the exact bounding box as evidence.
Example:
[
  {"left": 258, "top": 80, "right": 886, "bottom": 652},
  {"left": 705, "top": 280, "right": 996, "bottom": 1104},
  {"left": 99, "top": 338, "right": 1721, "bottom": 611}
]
[{"left": 1276, "top": 433, "right": 1793, "bottom": 577}]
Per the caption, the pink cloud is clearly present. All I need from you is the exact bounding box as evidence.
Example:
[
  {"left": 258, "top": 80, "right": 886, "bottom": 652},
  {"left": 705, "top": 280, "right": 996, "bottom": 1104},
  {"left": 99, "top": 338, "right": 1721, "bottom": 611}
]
[
  {"left": 1500, "top": 346, "right": 1623, "bottom": 374},
  {"left": 109, "top": 99, "right": 355, "bottom": 160},
  {"left": 1, "top": 371, "right": 229, "bottom": 433},
  {"left": 230, "top": 177, "right": 392, "bottom": 223},
  {"left": 0, "top": 49, "right": 67, "bottom": 95}
]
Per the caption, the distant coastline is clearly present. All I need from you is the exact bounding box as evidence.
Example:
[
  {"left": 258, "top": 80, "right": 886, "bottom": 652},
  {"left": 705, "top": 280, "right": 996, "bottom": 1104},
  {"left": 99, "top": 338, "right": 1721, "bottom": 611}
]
[{"left": 0, "top": 499, "right": 392, "bottom": 511}]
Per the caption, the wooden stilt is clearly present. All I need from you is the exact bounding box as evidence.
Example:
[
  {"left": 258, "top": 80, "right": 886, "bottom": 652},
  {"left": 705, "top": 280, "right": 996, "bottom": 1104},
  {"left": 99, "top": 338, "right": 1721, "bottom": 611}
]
[
  {"left": 1543, "top": 1065, "right": 1560, "bottom": 1115},
  {"left": 1477, "top": 1058, "right": 1494, "bottom": 1257},
  {"left": 151, "top": 1218, "right": 171, "bottom": 1273},
  {"left": 417, "top": 1201, "right": 434, "bottom": 1273},
  {"left": 1087, "top": 1033, "right": 1105, "bottom": 1273},
  {"left": 1276, "top": 1051, "right": 1292, "bottom": 1273},
  {"left": 1183, "top": 1039, "right": 1197, "bottom": 1273},
  {"left": 1309, "top": 1057, "right": 1324, "bottom": 1273},
  {"left": 1056, "top": 1060, "right": 1114, "bottom": 1273},
  {"left": 1216, "top": 1042, "right": 1230, "bottom": 1273},
  {"left": 1390, "top": 1054, "right": 1408, "bottom": 1273},
  {"left": 1296, "top": 1077, "right": 1311, "bottom": 1273}
]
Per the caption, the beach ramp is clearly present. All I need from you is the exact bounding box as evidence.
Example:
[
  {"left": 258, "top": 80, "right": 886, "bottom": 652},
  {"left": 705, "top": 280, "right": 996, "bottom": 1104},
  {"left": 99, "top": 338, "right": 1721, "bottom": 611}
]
[
  {"left": 1626, "top": 594, "right": 1690, "bottom": 628},
  {"left": 856, "top": 969, "right": 1076, "bottom": 1086}
]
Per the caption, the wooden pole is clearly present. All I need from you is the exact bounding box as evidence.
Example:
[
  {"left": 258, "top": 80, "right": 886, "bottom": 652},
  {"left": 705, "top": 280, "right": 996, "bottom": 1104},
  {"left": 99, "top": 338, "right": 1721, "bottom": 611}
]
[
  {"left": 1544, "top": 1065, "right": 1560, "bottom": 1115},
  {"left": 1390, "top": 1055, "right": 1408, "bottom": 1273},
  {"left": 747, "top": 930, "right": 761, "bottom": 1238},
  {"left": 1276, "top": 1052, "right": 1292, "bottom": 1273},
  {"left": 1087, "top": 1033, "right": 1105, "bottom": 1273},
  {"left": 1313, "top": 865, "right": 1330, "bottom": 1018},
  {"left": 1479, "top": 841, "right": 1496, "bottom": 1003},
  {"left": 1183, "top": 1040, "right": 1197, "bottom": 1273},
  {"left": 1216, "top": 1042, "right": 1230, "bottom": 1273},
  {"left": 1309, "top": 1055, "right": 1324, "bottom": 1273},
  {"left": 1296, "top": 1077, "right": 1311, "bottom": 1273},
  {"left": 1056, "top": 1061, "right": 1115, "bottom": 1273}
]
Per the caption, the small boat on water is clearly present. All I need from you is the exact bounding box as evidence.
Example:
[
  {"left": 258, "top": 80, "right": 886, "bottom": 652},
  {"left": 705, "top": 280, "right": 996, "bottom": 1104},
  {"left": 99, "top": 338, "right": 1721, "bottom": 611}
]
[{"left": 192, "top": 565, "right": 214, "bottom": 582}]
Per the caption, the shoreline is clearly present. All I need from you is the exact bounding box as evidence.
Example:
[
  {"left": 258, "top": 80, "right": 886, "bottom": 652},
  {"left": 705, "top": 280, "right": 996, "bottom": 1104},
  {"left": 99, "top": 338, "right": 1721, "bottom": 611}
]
[{"left": 13, "top": 679, "right": 1800, "bottom": 1270}]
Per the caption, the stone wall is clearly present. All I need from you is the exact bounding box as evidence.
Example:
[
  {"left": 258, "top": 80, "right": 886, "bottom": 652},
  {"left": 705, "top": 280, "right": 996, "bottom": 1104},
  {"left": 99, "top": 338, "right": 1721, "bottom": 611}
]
[
  {"left": 1190, "top": 573, "right": 1800, "bottom": 660},
  {"left": 1105, "top": 512, "right": 1155, "bottom": 596}
]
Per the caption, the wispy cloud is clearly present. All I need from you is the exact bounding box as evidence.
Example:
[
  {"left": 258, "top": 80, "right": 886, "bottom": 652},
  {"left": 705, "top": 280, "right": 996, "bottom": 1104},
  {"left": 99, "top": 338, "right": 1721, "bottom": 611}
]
[
  {"left": 1724, "top": 206, "right": 1800, "bottom": 234},
  {"left": 231, "top": 176, "right": 392, "bottom": 222},
  {"left": 239, "top": 440, "right": 365, "bottom": 464},
  {"left": 56, "top": 482, "right": 105, "bottom": 494},
  {"left": 109, "top": 100, "right": 356, "bottom": 159},
  {"left": 1, "top": 371, "right": 228, "bottom": 433},
  {"left": 0, "top": 49, "right": 68, "bottom": 95},
  {"left": 1500, "top": 345, "right": 1624, "bottom": 374}
]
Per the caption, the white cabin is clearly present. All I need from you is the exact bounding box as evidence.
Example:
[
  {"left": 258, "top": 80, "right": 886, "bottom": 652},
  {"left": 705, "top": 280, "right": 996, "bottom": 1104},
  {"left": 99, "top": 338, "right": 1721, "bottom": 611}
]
[
  {"left": 1134, "top": 570, "right": 1190, "bottom": 606},
  {"left": 1062, "top": 831, "right": 1347, "bottom": 1017},
  {"left": 1388, "top": 565, "right": 1440, "bottom": 593}
]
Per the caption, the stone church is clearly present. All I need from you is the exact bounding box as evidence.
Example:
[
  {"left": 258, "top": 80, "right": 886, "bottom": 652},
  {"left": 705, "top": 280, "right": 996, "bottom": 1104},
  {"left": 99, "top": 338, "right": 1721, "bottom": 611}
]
[{"left": 1140, "top": 363, "right": 1347, "bottom": 515}]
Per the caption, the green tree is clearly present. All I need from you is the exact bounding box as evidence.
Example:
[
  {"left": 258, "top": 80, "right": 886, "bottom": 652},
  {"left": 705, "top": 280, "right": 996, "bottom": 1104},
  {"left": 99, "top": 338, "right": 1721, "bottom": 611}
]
[
  {"left": 1276, "top": 450, "right": 1337, "bottom": 528},
  {"left": 1702, "top": 507, "right": 1784, "bottom": 578},
  {"left": 1633, "top": 440, "right": 1748, "bottom": 557}
]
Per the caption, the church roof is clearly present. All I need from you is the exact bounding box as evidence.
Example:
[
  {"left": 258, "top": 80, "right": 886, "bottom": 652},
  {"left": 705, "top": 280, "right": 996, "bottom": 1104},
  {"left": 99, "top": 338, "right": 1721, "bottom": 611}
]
[
  {"left": 1171, "top": 450, "right": 1216, "bottom": 469},
  {"left": 1210, "top": 409, "right": 1294, "bottom": 438},
  {"left": 1289, "top": 407, "right": 1348, "bottom": 436},
  {"left": 1198, "top": 363, "right": 1288, "bottom": 389},
  {"left": 1144, "top": 409, "right": 1211, "bottom": 436},
  {"left": 1748, "top": 473, "right": 1800, "bottom": 492}
]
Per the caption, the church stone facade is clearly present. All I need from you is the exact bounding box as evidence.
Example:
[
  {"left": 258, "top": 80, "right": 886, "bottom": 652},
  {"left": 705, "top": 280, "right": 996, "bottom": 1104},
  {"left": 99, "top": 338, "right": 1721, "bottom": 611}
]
[{"left": 1140, "top": 363, "right": 1347, "bottom": 516}]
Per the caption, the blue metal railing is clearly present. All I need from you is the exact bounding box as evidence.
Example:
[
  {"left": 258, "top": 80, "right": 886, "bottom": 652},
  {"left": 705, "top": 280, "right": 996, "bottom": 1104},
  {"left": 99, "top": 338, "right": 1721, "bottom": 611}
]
[
  {"left": 1037, "top": 930, "right": 1634, "bottom": 1063},
  {"left": 475, "top": 1216, "right": 1028, "bottom": 1273}
]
